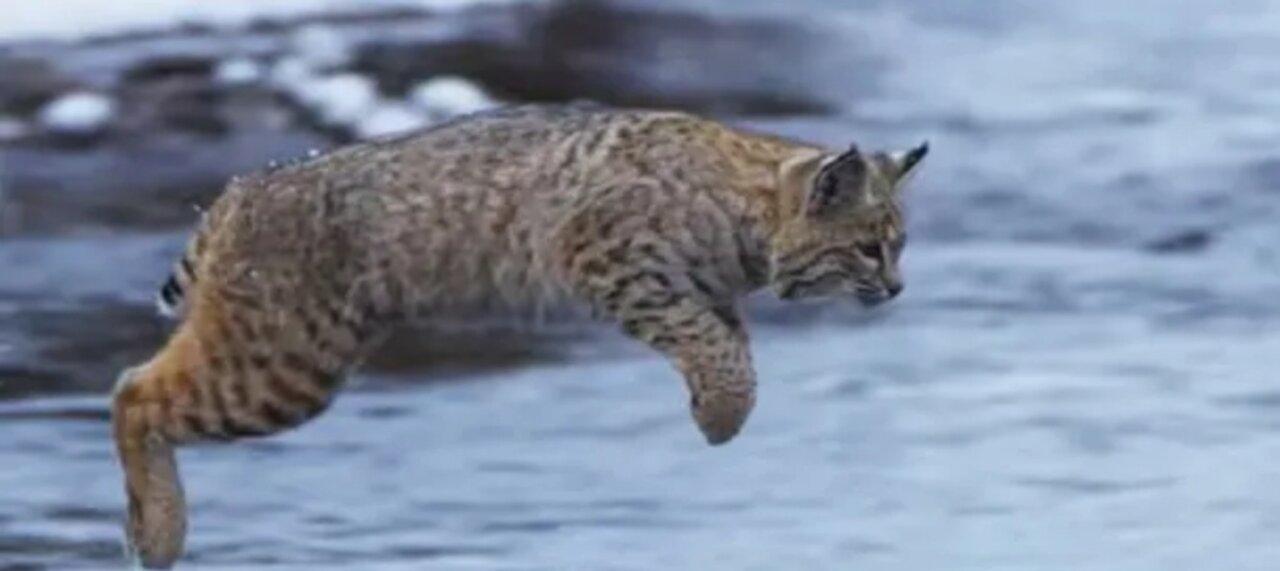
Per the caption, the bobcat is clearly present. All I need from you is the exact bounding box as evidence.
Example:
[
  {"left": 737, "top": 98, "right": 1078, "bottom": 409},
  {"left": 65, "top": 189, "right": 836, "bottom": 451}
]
[{"left": 112, "top": 103, "right": 928, "bottom": 568}]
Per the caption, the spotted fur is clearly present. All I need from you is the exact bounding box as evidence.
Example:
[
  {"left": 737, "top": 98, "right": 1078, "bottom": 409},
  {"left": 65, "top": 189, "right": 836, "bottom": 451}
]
[{"left": 111, "top": 103, "right": 928, "bottom": 569}]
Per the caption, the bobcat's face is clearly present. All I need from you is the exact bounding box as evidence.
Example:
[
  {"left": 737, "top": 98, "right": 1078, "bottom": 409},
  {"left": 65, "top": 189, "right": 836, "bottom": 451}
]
[{"left": 770, "top": 142, "right": 928, "bottom": 307}]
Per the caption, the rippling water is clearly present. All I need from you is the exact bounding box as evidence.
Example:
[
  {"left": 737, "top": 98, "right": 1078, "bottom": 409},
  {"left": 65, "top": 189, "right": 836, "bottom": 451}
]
[{"left": 6, "top": 0, "right": 1280, "bottom": 569}]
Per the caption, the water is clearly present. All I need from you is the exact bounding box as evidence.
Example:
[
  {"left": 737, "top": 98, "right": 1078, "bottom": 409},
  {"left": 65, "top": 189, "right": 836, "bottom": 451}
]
[{"left": 6, "top": 0, "right": 1280, "bottom": 569}]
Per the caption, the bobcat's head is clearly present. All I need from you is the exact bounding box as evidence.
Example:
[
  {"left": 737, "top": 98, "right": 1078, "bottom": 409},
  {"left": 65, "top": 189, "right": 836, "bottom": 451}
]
[{"left": 770, "top": 141, "right": 928, "bottom": 306}]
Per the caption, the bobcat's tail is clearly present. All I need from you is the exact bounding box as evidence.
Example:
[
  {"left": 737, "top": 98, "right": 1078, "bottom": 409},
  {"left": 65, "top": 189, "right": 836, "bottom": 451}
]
[{"left": 156, "top": 231, "right": 204, "bottom": 320}]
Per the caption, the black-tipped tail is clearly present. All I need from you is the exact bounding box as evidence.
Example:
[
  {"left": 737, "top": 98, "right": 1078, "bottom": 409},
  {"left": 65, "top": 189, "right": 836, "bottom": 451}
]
[{"left": 156, "top": 253, "right": 196, "bottom": 320}]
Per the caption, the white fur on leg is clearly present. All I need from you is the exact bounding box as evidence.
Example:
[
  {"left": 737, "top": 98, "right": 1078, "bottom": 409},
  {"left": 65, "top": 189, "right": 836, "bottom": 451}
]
[{"left": 112, "top": 366, "right": 140, "bottom": 396}]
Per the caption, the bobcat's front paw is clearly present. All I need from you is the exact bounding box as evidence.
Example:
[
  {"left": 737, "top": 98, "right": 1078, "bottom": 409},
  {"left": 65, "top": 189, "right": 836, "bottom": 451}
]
[{"left": 690, "top": 387, "right": 755, "bottom": 445}]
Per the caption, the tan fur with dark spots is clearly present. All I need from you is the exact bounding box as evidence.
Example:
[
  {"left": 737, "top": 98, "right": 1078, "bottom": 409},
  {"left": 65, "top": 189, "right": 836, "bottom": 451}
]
[{"left": 111, "top": 103, "right": 927, "bottom": 568}]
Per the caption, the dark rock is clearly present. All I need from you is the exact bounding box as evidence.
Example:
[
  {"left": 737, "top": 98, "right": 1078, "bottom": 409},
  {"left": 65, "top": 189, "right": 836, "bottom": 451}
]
[
  {"left": 117, "top": 78, "right": 232, "bottom": 136},
  {"left": 0, "top": 55, "right": 82, "bottom": 115},
  {"left": 121, "top": 55, "right": 215, "bottom": 83}
]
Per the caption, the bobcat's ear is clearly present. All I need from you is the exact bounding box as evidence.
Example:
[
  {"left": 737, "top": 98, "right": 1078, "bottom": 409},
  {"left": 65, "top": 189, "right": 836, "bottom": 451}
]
[
  {"left": 885, "top": 140, "right": 929, "bottom": 188},
  {"left": 806, "top": 144, "right": 872, "bottom": 216}
]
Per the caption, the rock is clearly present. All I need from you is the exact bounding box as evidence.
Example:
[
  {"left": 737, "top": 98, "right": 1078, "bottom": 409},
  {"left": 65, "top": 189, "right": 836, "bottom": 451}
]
[
  {"left": 0, "top": 116, "right": 27, "bottom": 142},
  {"left": 36, "top": 91, "right": 116, "bottom": 136},
  {"left": 117, "top": 79, "right": 233, "bottom": 136},
  {"left": 0, "top": 55, "right": 81, "bottom": 115},
  {"left": 121, "top": 55, "right": 215, "bottom": 83}
]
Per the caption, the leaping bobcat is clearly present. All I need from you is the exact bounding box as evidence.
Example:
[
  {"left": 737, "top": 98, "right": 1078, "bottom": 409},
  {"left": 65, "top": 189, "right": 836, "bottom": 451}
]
[{"left": 112, "top": 103, "right": 928, "bottom": 568}]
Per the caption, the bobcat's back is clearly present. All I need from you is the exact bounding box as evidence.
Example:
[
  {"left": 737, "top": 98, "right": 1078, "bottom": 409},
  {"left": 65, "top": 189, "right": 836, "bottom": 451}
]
[{"left": 165, "top": 103, "right": 805, "bottom": 321}]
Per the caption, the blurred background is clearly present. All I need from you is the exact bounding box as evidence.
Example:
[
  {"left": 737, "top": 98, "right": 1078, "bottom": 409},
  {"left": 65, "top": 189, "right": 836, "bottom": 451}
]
[{"left": 3, "top": 0, "right": 1280, "bottom": 569}]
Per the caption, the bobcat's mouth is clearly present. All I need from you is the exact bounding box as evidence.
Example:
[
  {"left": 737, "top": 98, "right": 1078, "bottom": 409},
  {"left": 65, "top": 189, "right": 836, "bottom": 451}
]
[
  {"left": 853, "top": 283, "right": 901, "bottom": 307},
  {"left": 777, "top": 273, "right": 844, "bottom": 300}
]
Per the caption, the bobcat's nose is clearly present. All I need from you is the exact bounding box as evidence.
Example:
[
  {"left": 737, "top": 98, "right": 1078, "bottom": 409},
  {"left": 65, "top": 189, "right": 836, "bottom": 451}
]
[{"left": 855, "top": 282, "right": 902, "bottom": 307}]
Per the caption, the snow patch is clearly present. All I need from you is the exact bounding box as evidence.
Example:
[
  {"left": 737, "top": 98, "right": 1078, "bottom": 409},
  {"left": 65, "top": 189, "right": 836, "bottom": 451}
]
[
  {"left": 213, "top": 57, "right": 264, "bottom": 86},
  {"left": 290, "top": 73, "right": 379, "bottom": 127},
  {"left": 355, "top": 101, "right": 431, "bottom": 139},
  {"left": 267, "top": 56, "right": 315, "bottom": 90},
  {"left": 410, "top": 76, "right": 497, "bottom": 119},
  {"left": 288, "top": 24, "right": 353, "bottom": 71},
  {"left": 37, "top": 91, "right": 116, "bottom": 135}
]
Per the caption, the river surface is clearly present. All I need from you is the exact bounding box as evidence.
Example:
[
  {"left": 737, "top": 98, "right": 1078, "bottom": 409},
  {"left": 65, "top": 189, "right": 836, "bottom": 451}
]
[{"left": 5, "top": 0, "right": 1280, "bottom": 569}]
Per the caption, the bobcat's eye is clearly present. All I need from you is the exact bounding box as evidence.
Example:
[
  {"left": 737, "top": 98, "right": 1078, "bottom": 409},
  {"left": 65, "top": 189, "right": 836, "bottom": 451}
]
[{"left": 856, "top": 242, "right": 881, "bottom": 260}]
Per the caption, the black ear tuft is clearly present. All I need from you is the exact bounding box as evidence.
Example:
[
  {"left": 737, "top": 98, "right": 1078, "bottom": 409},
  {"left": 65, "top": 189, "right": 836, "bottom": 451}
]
[{"left": 898, "top": 140, "right": 929, "bottom": 178}]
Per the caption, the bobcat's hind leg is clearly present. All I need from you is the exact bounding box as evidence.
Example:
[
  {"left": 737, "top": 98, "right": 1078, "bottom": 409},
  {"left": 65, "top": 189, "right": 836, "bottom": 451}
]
[{"left": 112, "top": 291, "right": 378, "bottom": 569}]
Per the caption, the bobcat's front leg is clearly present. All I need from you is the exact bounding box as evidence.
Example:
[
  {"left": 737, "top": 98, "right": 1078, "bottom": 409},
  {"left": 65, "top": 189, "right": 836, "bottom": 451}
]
[
  {"left": 619, "top": 298, "right": 757, "bottom": 444},
  {"left": 556, "top": 182, "right": 758, "bottom": 444}
]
